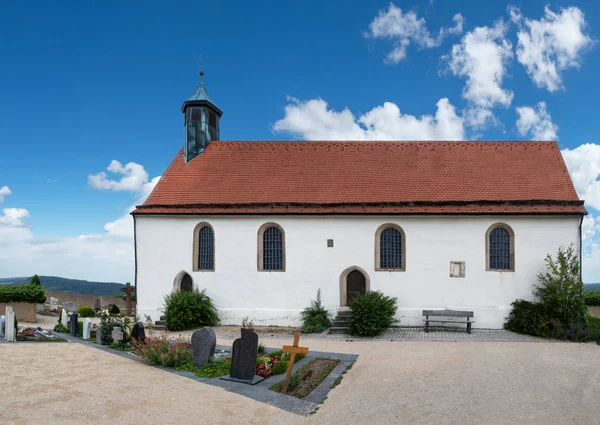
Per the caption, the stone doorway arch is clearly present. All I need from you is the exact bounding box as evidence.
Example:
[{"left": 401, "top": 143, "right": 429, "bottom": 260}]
[
  {"left": 339, "top": 266, "right": 370, "bottom": 307},
  {"left": 173, "top": 270, "right": 194, "bottom": 292}
]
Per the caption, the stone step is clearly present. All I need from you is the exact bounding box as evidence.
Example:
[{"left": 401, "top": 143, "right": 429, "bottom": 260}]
[
  {"left": 154, "top": 320, "right": 166, "bottom": 326},
  {"left": 332, "top": 320, "right": 349, "bottom": 327},
  {"left": 151, "top": 324, "right": 167, "bottom": 331},
  {"left": 336, "top": 310, "right": 352, "bottom": 317},
  {"left": 328, "top": 327, "right": 348, "bottom": 335}
]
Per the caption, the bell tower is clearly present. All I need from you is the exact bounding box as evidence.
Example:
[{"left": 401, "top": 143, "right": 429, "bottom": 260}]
[{"left": 181, "top": 71, "right": 223, "bottom": 163}]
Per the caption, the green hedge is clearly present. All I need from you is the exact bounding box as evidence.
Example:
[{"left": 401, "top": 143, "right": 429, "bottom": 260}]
[
  {"left": 0, "top": 284, "right": 46, "bottom": 304},
  {"left": 585, "top": 290, "right": 600, "bottom": 307}
]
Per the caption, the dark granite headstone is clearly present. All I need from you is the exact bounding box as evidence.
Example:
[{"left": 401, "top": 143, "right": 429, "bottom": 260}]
[
  {"left": 230, "top": 328, "right": 258, "bottom": 381},
  {"left": 191, "top": 327, "right": 216, "bottom": 368},
  {"left": 131, "top": 322, "right": 146, "bottom": 343},
  {"left": 93, "top": 298, "right": 101, "bottom": 312},
  {"left": 96, "top": 326, "right": 103, "bottom": 344},
  {"left": 69, "top": 312, "right": 79, "bottom": 336}
]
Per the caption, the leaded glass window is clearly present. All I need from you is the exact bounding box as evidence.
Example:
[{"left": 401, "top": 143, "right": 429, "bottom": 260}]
[
  {"left": 262, "top": 226, "right": 284, "bottom": 271},
  {"left": 489, "top": 227, "right": 511, "bottom": 270},
  {"left": 379, "top": 227, "right": 403, "bottom": 269},
  {"left": 197, "top": 226, "right": 214, "bottom": 270}
]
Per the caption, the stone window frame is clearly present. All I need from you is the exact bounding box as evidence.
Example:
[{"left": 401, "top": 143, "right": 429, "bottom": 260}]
[
  {"left": 485, "top": 222, "right": 515, "bottom": 272},
  {"left": 257, "top": 222, "right": 286, "bottom": 272},
  {"left": 375, "top": 223, "right": 406, "bottom": 271},
  {"left": 192, "top": 222, "right": 215, "bottom": 272}
]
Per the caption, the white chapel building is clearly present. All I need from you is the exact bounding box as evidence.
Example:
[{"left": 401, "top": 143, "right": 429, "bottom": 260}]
[{"left": 133, "top": 74, "right": 586, "bottom": 329}]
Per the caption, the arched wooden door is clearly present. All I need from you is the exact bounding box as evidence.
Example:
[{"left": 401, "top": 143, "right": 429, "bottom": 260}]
[{"left": 346, "top": 270, "right": 366, "bottom": 305}]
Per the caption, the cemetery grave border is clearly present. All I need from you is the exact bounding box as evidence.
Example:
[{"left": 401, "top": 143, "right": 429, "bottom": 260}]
[{"left": 55, "top": 331, "right": 357, "bottom": 416}]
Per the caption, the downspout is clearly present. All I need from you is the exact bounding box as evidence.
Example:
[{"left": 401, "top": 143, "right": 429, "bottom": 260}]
[
  {"left": 133, "top": 214, "right": 138, "bottom": 319},
  {"left": 579, "top": 213, "right": 584, "bottom": 284}
]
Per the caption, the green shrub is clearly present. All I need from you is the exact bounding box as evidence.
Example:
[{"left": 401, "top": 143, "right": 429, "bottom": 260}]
[
  {"left": 585, "top": 290, "right": 600, "bottom": 307},
  {"left": 271, "top": 360, "right": 289, "bottom": 375},
  {"left": 30, "top": 274, "right": 42, "bottom": 286},
  {"left": 164, "top": 289, "right": 219, "bottom": 331},
  {"left": 300, "top": 289, "right": 331, "bottom": 333},
  {"left": 77, "top": 305, "right": 95, "bottom": 317},
  {"left": 535, "top": 244, "right": 587, "bottom": 327},
  {"left": 348, "top": 291, "right": 397, "bottom": 336},
  {"left": 98, "top": 311, "right": 131, "bottom": 345},
  {"left": 504, "top": 300, "right": 551, "bottom": 336},
  {"left": 0, "top": 283, "right": 46, "bottom": 304},
  {"left": 53, "top": 323, "right": 69, "bottom": 333},
  {"left": 177, "top": 358, "right": 232, "bottom": 378}
]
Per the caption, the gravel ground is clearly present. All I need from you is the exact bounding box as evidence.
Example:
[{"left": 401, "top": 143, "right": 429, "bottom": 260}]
[{"left": 1, "top": 338, "right": 598, "bottom": 425}]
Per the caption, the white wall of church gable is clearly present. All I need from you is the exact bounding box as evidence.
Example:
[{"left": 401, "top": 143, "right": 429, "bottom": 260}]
[{"left": 135, "top": 214, "right": 581, "bottom": 329}]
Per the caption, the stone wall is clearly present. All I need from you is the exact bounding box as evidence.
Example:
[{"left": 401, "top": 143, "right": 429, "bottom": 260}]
[
  {"left": 44, "top": 291, "right": 127, "bottom": 309},
  {"left": 589, "top": 306, "right": 600, "bottom": 318},
  {"left": 1, "top": 303, "right": 36, "bottom": 322}
]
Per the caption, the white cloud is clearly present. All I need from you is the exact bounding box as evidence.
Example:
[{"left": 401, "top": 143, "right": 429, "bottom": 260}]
[
  {"left": 0, "top": 168, "right": 161, "bottom": 282},
  {"left": 0, "top": 186, "right": 11, "bottom": 203},
  {"left": 561, "top": 143, "right": 600, "bottom": 210},
  {"left": 515, "top": 101, "right": 558, "bottom": 140},
  {"left": 0, "top": 208, "right": 30, "bottom": 227},
  {"left": 88, "top": 160, "right": 149, "bottom": 192},
  {"left": 445, "top": 20, "right": 513, "bottom": 113},
  {"left": 366, "top": 4, "right": 463, "bottom": 63},
  {"left": 511, "top": 6, "right": 593, "bottom": 92},
  {"left": 583, "top": 240, "right": 600, "bottom": 283},
  {"left": 582, "top": 215, "right": 599, "bottom": 241},
  {"left": 273, "top": 97, "right": 464, "bottom": 141}
]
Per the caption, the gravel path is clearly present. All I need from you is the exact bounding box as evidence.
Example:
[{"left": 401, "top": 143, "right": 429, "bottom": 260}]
[{"left": 1, "top": 338, "right": 598, "bottom": 424}]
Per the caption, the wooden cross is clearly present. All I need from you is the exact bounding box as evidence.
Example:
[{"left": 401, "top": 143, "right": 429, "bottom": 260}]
[
  {"left": 120, "top": 282, "right": 135, "bottom": 316},
  {"left": 281, "top": 332, "right": 309, "bottom": 393}
]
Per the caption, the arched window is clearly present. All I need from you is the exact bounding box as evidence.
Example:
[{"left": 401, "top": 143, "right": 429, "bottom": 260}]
[
  {"left": 258, "top": 223, "right": 285, "bottom": 271},
  {"left": 193, "top": 223, "right": 214, "bottom": 271},
  {"left": 486, "top": 223, "right": 514, "bottom": 271},
  {"left": 375, "top": 224, "right": 406, "bottom": 271}
]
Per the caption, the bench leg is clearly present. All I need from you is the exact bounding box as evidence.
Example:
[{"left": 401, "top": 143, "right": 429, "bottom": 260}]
[
  {"left": 425, "top": 319, "right": 429, "bottom": 333},
  {"left": 467, "top": 322, "right": 472, "bottom": 334}
]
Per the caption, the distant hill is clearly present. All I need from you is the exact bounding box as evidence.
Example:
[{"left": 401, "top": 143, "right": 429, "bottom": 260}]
[
  {"left": 0, "top": 276, "right": 129, "bottom": 296},
  {"left": 585, "top": 283, "right": 600, "bottom": 291}
]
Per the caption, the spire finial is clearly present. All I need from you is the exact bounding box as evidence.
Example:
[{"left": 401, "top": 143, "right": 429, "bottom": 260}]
[{"left": 198, "top": 56, "right": 205, "bottom": 84}]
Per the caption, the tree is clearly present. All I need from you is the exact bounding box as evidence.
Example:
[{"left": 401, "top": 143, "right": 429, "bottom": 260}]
[
  {"left": 30, "top": 274, "right": 42, "bottom": 286},
  {"left": 534, "top": 244, "right": 586, "bottom": 326}
]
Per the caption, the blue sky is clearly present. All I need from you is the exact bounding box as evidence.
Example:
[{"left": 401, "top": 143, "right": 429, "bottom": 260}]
[{"left": 0, "top": 0, "right": 599, "bottom": 282}]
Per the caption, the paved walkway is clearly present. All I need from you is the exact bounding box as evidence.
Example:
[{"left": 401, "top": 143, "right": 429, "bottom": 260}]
[{"left": 1, "top": 338, "right": 598, "bottom": 424}]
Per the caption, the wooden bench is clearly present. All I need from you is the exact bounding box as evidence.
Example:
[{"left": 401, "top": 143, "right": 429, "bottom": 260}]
[{"left": 422, "top": 310, "right": 474, "bottom": 334}]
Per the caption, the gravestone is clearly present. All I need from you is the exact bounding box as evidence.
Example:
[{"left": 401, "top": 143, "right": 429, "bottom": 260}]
[
  {"left": 0, "top": 315, "right": 5, "bottom": 338},
  {"left": 50, "top": 297, "right": 58, "bottom": 311},
  {"left": 63, "top": 301, "right": 78, "bottom": 313},
  {"left": 61, "top": 308, "right": 68, "bottom": 326},
  {"left": 131, "top": 322, "right": 146, "bottom": 343},
  {"left": 96, "top": 326, "right": 103, "bottom": 344},
  {"left": 111, "top": 327, "right": 124, "bottom": 343},
  {"left": 229, "top": 328, "right": 259, "bottom": 381},
  {"left": 69, "top": 312, "right": 79, "bottom": 336},
  {"left": 5, "top": 306, "right": 16, "bottom": 342},
  {"left": 93, "top": 298, "right": 101, "bottom": 312},
  {"left": 82, "top": 318, "right": 92, "bottom": 339},
  {"left": 191, "top": 327, "right": 216, "bottom": 368}
]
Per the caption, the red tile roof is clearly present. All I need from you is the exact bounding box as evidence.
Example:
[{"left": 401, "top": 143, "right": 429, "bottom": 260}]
[{"left": 133, "top": 141, "right": 585, "bottom": 215}]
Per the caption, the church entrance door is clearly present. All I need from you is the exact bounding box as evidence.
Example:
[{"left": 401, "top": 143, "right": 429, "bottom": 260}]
[{"left": 346, "top": 270, "right": 366, "bottom": 305}]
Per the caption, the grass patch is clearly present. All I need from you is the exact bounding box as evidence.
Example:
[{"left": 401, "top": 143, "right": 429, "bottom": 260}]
[
  {"left": 270, "top": 358, "right": 340, "bottom": 398},
  {"left": 110, "top": 341, "right": 132, "bottom": 351},
  {"left": 176, "top": 358, "right": 232, "bottom": 378}
]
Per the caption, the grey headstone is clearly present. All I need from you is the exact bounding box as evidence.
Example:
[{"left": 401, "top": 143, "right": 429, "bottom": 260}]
[
  {"left": 131, "top": 322, "right": 146, "bottom": 343},
  {"left": 69, "top": 312, "right": 79, "bottom": 336},
  {"left": 49, "top": 297, "right": 58, "bottom": 311},
  {"left": 82, "top": 318, "right": 92, "bottom": 339},
  {"left": 230, "top": 328, "right": 258, "bottom": 381},
  {"left": 191, "top": 327, "right": 216, "bottom": 368},
  {"left": 61, "top": 308, "right": 68, "bottom": 326},
  {"left": 111, "top": 327, "right": 123, "bottom": 342},
  {"left": 96, "top": 326, "right": 103, "bottom": 344},
  {"left": 5, "top": 307, "right": 15, "bottom": 342},
  {"left": 63, "top": 301, "right": 78, "bottom": 313},
  {"left": 0, "top": 315, "right": 5, "bottom": 338},
  {"left": 93, "top": 298, "right": 101, "bottom": 311}
]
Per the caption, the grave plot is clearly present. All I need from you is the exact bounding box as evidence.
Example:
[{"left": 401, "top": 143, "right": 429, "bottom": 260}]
[{"left": 59, "top": 325, "right": 358, "bottom": 416}]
